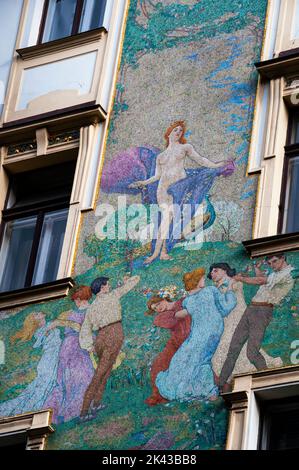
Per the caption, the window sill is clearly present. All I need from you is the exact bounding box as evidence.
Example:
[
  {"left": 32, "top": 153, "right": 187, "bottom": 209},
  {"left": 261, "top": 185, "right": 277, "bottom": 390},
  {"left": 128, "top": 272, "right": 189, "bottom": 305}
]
[
  {"left": 0, "top": 277, "right": 75, "bottom": 311},
  {"left": 16, "top": 27, "right": 107, "bottom": 61},
  {"left": 243, "top": 232, "right": 299, "bottom": 258}
]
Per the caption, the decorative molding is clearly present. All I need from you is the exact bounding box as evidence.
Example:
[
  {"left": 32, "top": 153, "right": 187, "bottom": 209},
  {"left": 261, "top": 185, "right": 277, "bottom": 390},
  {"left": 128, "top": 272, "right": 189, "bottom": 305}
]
[
  {"left": 48, "top": 129, "right": 80, "bottom": 147},
  {"left": 221, "top": 390, "right": 249, "bottom": 407},
  {"left": 264, "top": 78, "right": 282, "bottom": 158},
  {"left": 36, "top": 128, "right": 48, "bottom": 156},
  {"left": 7, "top": 139, "right": 37, "bottom": 156},
  {"left": 243, "top": 232, "right": 299, "bottom": 258},
  {"left": 255, "top": 51, "right": 299, "bottom": 79},
  {"left": 0, "top": 410, "right": 54, "bottom": 451},
  {"left": 0, "top": 103, "right": 105, "bottom": 145},
  {"left": 16, "top": 27, "right": 107, "bottom": 60},
  {"left": 0, "top": 277, "right": 75, "bottom": 310},
  {"left": 57, "top": 205, "right": 82, "bottom": 279}
]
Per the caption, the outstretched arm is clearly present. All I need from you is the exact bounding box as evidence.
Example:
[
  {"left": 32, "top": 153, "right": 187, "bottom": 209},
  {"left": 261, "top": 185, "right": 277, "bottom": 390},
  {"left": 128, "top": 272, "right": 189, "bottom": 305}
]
[
  {"left": 129, "top": 158, "right": 162, "bottom": 188},
  {"left": 254, "top": 261, "right": 267, "bottom": 278},
  {"left": 115, "top": 275, "right": 140, "bottom": 298},
  {"left": 234, "top": 274, "right": 268, "bottom": 286},
  {"left": 47, "top": 311, "right": 80, "bottom": 332},
  {"left": 185, "top": 144, "right": 224, "bottom": 168}
]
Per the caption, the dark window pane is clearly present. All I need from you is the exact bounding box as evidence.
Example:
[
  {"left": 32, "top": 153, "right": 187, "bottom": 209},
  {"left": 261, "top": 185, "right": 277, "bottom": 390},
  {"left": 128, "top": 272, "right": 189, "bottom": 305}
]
[
  {"left": 283, "top": 156, "right": 299, "bottom": 233},
  {"left": 291, "top": 113, "right": 299, "bottom": 144},
  {"left": 79, "top": 0, "right": 106, "bottom": 32},
  {"left": 32, "top": 209, "right": 68, "bottom": 285},
  {"left": 43, "top": 0, "right": 77, "bottom": 42},
  {"left": 262, "top": 405, "right": 299, "bottom": 450},
  {"left": 7, "top": 161, "right": 77, "bottom": 209},
  {"left": 0, "top": 432, "right": 27, "bottom": 449},
  {"left": 268, "top": 409, "right": 299, "bottom": 450},
  {"left": 0, "top": 216, "right": 37, "bottom": 292}
]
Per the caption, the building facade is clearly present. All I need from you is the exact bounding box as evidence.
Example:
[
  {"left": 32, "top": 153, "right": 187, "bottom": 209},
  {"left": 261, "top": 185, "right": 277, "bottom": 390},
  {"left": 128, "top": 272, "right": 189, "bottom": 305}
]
[{"left": 0, "top": 0, "right": 298, "bottom": 451}]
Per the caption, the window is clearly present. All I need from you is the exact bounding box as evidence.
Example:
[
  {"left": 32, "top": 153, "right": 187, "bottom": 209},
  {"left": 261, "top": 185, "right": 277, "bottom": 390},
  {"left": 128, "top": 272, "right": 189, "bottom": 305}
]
[
  {"left": 0, "top": 0, "right": 128, "bottom": 308},
  {"left": 247, "top": 0, "right": 299, "bottom": 246},
  {"left": 0, "top": 431, "right": 27, "bottom": 450},
  {"left": 222, "top": 365, "right": 299, "bottom": 450},
  {"left": 0, "top": 162, "right": 76, "bottom": 293},
  {"left": 0, "top": 410, "right": 54, "bottom": 451},
  {"left": 279, "top": 113, "right": 299, "bottom": 234},
  {"left": 39, "top": 0, "right": 107, "bottom": 44},
  {"left": 259, "top": 398, "right": 299, "bottom": 450}
]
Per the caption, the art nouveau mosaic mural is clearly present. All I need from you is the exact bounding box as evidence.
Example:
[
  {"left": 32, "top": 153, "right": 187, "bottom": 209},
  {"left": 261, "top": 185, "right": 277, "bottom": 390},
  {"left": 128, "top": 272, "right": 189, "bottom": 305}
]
[{"left": 1, "top": 0, "right": 298, "bottom": 450}]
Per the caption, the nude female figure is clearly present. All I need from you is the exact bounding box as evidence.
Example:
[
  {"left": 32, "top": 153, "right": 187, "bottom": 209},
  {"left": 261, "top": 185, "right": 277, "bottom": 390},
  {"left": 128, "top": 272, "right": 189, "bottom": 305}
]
[{"left": 130, "top": 121, "right": 228, "bottom": 264}]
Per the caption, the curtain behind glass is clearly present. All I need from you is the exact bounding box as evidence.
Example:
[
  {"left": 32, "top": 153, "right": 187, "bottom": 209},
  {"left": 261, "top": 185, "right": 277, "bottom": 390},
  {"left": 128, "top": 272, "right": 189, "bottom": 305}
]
[
  {"left": 80, "top": 0, "right": 106, "bottom": 32},
  {"left": 43, "top": 0, "right": 77, "bottom": 42},
  {"left": 285, "top": 156, "right": 299, "bottom": 233},
  {"left": 0, "top": 216, "right": 37, "bottom": 292},
  {"left": 32, "top": 209, "right": 68, "bottom": 285}
]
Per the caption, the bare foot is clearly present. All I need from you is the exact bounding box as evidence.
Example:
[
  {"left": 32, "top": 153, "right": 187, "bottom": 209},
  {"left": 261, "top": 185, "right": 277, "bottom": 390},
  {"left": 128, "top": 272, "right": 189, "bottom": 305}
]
[
  {"left": 160, "top": 253, "right": 172, "bottom": 261},
  {"left": 144, "top": 255, "right": 158, "bottom": 265}
]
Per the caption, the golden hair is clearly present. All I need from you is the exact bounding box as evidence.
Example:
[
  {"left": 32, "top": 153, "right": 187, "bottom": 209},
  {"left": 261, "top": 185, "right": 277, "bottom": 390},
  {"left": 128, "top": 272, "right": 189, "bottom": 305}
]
[
  {"left": 71, "top": 285, "right": 92, "bottom": 301},
  {"left": 11, "top": 312, "right": 43, "bottom": 344},
  {"left": 183, "top": 268, "right": 205, "bottom": 292},
  {"left": 145, "top": 295, "right": 171, "bottom": 316},
  {"left": 164, "top": 120, "right": 187, "bottom": 146}
]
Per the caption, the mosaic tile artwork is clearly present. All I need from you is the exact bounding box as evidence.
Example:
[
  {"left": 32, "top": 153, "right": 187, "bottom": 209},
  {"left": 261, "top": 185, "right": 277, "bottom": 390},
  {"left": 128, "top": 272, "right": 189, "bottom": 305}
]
[{"left": 1, "top": 0, "right": 298, "bottom": 450}]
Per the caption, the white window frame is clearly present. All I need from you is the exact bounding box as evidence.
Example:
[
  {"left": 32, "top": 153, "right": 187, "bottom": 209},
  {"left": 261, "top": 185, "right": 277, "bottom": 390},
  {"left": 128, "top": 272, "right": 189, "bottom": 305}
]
[
  {"left": 275, "top": 0, "right": 299, "bottom": 54},
  {"left": 248, "top": 0, "right": 299, "bottom": 240},
  {"left": 223, "top": 365, "right": 299, "bottom": 450}
]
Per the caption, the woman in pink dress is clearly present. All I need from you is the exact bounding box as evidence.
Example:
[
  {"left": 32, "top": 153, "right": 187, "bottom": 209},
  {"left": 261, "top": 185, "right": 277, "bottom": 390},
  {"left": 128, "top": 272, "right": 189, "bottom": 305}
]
[{"left": 45, "top": 286, "right": 95, "bottom": 424}]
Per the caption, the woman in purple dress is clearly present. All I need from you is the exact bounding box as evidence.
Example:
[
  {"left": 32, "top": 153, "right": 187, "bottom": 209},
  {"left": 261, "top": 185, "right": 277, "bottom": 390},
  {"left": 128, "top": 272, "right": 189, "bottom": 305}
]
[{"left": 45, "top": 286, "right": 95, "bottom": 424}]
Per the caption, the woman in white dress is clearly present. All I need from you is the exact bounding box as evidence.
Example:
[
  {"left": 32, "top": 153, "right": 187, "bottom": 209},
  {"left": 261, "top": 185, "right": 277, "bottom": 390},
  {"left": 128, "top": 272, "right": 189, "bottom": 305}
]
[
  {"left": 0, "top": 312, "right": 62, "bottom": 417},
  {"left": 209, "top": 263, "right": 282, "bottom": 380}
]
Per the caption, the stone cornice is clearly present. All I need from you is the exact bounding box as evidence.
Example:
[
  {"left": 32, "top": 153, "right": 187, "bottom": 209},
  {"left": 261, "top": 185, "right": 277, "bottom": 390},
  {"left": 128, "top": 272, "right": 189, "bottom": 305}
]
[
  {"left": 0, "top": 277, "right": 75, "bottom": 310},
  {"left": 243, "top": 232, "right": 299, "bottom": 258},
  {"left": 255, "top": 51, "right": 299, "bottom": 79},
  {"left": 16, "top": 27, "right": 107, "bottom": 60}
]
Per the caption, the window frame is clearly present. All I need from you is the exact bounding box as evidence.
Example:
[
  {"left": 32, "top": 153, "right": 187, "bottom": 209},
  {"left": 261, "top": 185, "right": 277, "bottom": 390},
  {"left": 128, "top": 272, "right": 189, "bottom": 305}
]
[
  {"left": 0, "top": 196, "right": 70, "bottom": 292},
  {"left": 222, "top": 365, "right": 299, "bottom": 450},
  {"left": 37, "top": 0, "right": 85, "bottom": 45},
  {"left": 245, "top": 0, "right": 299, "bottom": 250},
  {"left": 0, "top": 410, "right": 54, "bottom": 451},
  {"left": 258, "top": 397, "right": 299, "bottom": 450},
  {"left": 275, "top": 0, "right": 299, "bottom": 56},
  {"left": 278, "top": 141, "right": 299, "bottom": 234}
]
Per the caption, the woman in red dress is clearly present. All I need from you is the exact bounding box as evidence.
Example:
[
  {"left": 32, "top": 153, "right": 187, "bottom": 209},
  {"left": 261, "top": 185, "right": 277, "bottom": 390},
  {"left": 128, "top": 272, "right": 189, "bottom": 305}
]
[{"left": 145, "top": 296, "right": 191, "bottom": 406}]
